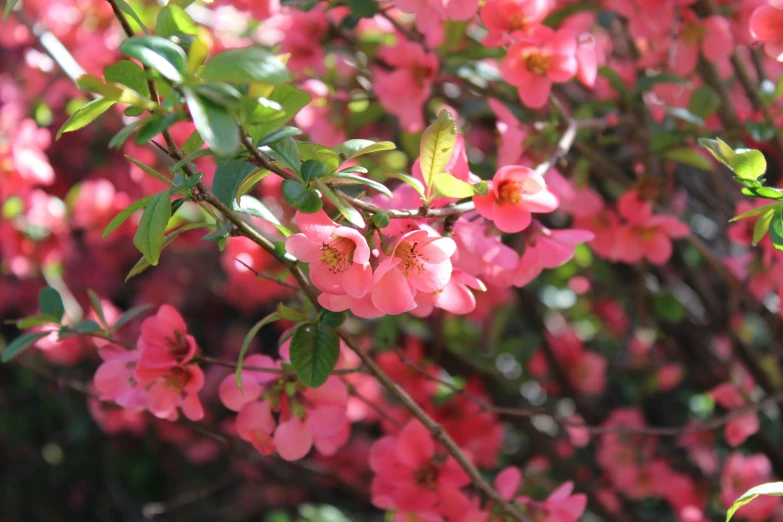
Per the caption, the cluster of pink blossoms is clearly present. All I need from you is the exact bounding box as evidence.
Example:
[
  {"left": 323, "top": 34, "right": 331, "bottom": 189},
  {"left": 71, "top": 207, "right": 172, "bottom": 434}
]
[{"left": 94, "top": 305, "right": 204, "bottom": 422}]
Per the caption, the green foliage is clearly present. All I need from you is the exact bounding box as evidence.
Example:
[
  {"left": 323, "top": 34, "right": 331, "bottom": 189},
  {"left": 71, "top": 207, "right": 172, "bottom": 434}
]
[
  {"left": 662, "top": 148, "right": 714, "bottom": 171},
  {"left": 200, "top": 47, "right": 290, "bottom": 85},
  {"left": 731, "top": 149, "right": 767, "bottom": 180},
  {"left": 120, "top": 36, "right": 186, "bottom": 83},
  {"left": 768, "top": 206, "right": 783, "bottom": 252},
  {"left": 317, "top": 181, "right": 365, "bottom": 227},
  {"left": 332, "top": 139, "right": 396, "bottom": 162},
  {"left": 56, "top": 98, "right": 115, "bottom": 139},
  {"left": 183, "top": 87, "right": 240, "bottom": 156},
  {"left": 372, "top": 211, "right": 390, "bottom": 229},
  {"left": 126, "top": 156, "right": 174, "bottom": 186},
  {"left": 1, "top": 331, "right": 50, "bottom": 363},
  {"left": 384, "top": 172, "right": 425, "bottom": 198},
  {"left": 290, "top": 323, "right": 340, "bottom": 388},
  {"left": 269, "top": 137, "right": 302, "bottom": 173},
  {"left": 3, "top": 0, "right": 20, "bottom": 21},
  {"left": 38, "top": 288, "right": 65, "bottom": 322},
  {"left": 301, "top": 159, "right": 327, "bottom": 182},
  {"left": 250, "top": 87, "right": 311, "bottom": 144},
  {"left": 233, "top": 196, "right": 292, "bottom": 237},
  {"left": 113, "top": 304, "right": 154, "bottom": 330},
  {"left": 114, "top": 0, "right": 149, "bottom": 33},
  {"left": 103, "top": 195, "right": 153, "bottom": 238},
  {"left": 155, "top": 5, "right": 197, "bottom": 37},
  {"left": 104, "top": 60, "right": 150, "bottom": 98},
  {"left": 236, "top": 312, "right": 280, "bottom": 391},
  {"left": 698, "top": 137, "right": 735, "bottom": 168},
  {"left": 282, "top": 180, "right": 323, "bottom": 213},
  {"left": 213, "top": 160, "right": 257, "bottom": 207},
  {"left": 126, "top": 223, "right": 210, "bottom": 280},
  {"left": 132, "top": 189, "right": 172, "bottom": 266},
  {"left": 323, "top": 172, "right": 392, "bottom": 198},
  {"left": 432, "top": 172, "right": 484, "bottom": 198},
  {"left": 419, "top": 110, "right": 457, "bottom": 199},
  {"left": 726, "top": 482, "right": 783, "bottom": 522}
]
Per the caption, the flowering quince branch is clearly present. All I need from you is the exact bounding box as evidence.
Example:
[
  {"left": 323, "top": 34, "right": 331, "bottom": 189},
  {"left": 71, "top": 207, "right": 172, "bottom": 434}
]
[{"left": 13, "top": 0, "right": 783, "bottom": 521}]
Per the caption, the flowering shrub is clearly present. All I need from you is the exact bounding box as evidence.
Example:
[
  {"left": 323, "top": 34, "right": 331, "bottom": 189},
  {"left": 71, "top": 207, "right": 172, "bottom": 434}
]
[{"left": 5, "top": 0, "right": 783, "bottom": 521}]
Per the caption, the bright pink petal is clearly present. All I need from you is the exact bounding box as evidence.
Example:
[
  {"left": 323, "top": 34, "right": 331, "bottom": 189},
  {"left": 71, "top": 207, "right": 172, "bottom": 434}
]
[
  {"left": 146, "top": 382, "right": 179, "bottom": 419},
  {"left": 219, "top": 373, "right": 263, "bottom": 411},
  {"left": 438, "top": 457, "right": 472, "bottom": 487},
  {"left": 419, "top": 237, "right": 457, "bottom": 263},
  {"left": 395, "top": 421, "right": 434, "bottom": 468},
  {"left": 408, "top": 259, "right": 454, "bottom": 293},
  {"left": 702, "top": 16, "right": 734, "bottom": 62},
  {"left": 295, "top": 209, "right": 337, "bottom": 241},
  {"left": 274, "top": 417, "right": 314, "bottom": 461},
  {"left": 310, "top": 261, "right": 346, "bottom": 295},
  {"left": 236, "top": 401, "right": 276, "bottom": 439},
  {"left": 285, "top": 234, "right": 323, "bottom": 263},
  {"left": 333, "top": 226, "right": 371, "bottom": 264},
  {"left": 494, "top": 204, "right": 532, "bottom": 233},
  {"left": 495, "top": 466, "right": 523, "bottom": 500},
  {"left": 306, "top": 405, "right": 347, "bottom": 437},
  {"left": 372, "top": 262, "right": 416, "bottom": 315},
  {"left": 341, "top": 262, "right": 373, "bottom": 298},
  {"left": 182, "top": 392, "right": 204, "bottom": 421},
  {"left": 522, "top": 188, "right": 559, "bottom": 213},
  {"left": 518, "top": 74, "right": 553, "bottom": 109},
  {"left": 435, "top": 279, "right": 477, "bottom": 315},
  {"left": 642, "top": 233, "right": 673, "bottom": 265}
]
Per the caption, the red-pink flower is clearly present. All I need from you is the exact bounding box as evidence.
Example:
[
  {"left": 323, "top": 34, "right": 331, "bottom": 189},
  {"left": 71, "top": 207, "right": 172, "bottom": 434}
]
[
  {"left": 286, "top": 210, "right": 373, "bottom": 298},
  {"left": 94, "top": 344, "right": 146, "bottom": 409},
  {"left": 218, "top": 354, "right": 280, "bottom": 412},
  {"left": 371, "top": 229, "right": 457, "bottom": 315},
  {"left": 480, "top": 0, "right": 552, "bottom": 46},
  {"left": 500, "top": 27, "right": 578, "bottom": 108},
  {"left": 750, "top": 4, "right": 783, "bottom": 61},
  {"left": 370, "top": 421, "right": 471, "bottom": 514},
  {"left": 136, "top": 364, "right": 205, "bottom": 421},
  {"left": 136, "top": 304, "right": 198, "bottom": 371},
  {"left": 473, "top": 165, "right": 559, "bottom": 233},
  {"left": 671, "top": 13, "right": 734, "bottom": 75},
  {"left": 411, "top": 269, "right": 487, "bottom": 316},
  {"left": 236, "top": 400, "right": 277, "bottom": 456},
  {"left": 613, "top": 190, "right": 690, "bottom": 265},
  {"left": 512, "top": 226, "right": 595, "bottom": 287},
  {"left": 721, "top": 453, "right": 780, "bottom": 521}
]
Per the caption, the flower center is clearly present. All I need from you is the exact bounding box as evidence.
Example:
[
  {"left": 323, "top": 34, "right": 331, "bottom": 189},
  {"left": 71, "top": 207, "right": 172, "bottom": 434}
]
[
  {"left": 681, "top": 22, "right": 706, "bottom": 44},
  {"left": 413, "top": 464, "right": 438, "bottom": 488},
  {"left": 321, "top": 236, "right": 356, "bottom": 274},
  {"left": 395, "top": 241, "right": 427, "bottom": 276},
  {"left": 166, "top": 330, "right": 190, "bottom": 360},
  {"left": 498, "top": 180, "right": 523, "bottom": 205},
  {"left": 525, "top": 51, "right": 551, "bottom": 75},
  {"left": 165, "top": 366, "right": 190, "bottom": 390}
]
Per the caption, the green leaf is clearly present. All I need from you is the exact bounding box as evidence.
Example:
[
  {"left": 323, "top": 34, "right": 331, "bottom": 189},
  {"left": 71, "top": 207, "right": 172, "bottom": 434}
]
[
  {"left": 39, "top": 287, "right": 65, "bottom": 322},
  {"left": 321, "top": 311, "right": 346, "bottom": 327},
  {"left": 323, "top": 172, "right": 392, "bottom": 198},
  {"left": 420, "top": 110, "right": 457, "bottom": 197},
  {"left": 126, "top": 155, "right": 174, "bottom": 186},
  {"left": 181, "top": 129, "right": 205, "bottom": 155},
  {"left": 233, "top": 195, "right": 292, "bottom": 236},
  {"left": 104, "top": 60, "right": 150, "bottom": 98},
  {"left": 339, "top": 166, "right": 368, "bottom": 174},
  {"left": 235, "top": 169, "right": 270, "bottom": 203},
  {"left": 76, "top": 74, "right": 153, "bottom": 108},
  {"left": 134, "top": 112, "right": 183, "bottom": 145},
  {"left": 258, "top": 125, "right": 303, "bottom": 146},
  {"left": 289, "top": 323, "right": 340, "bottom": 388},
  {"left": 746, "top": 121, "right": 776, "bottom": 142},
  {"left": 754, "top": 207, "right": 776, "bottom": 246},
  {"left": 213, "top": 159, "right": 257, "bottom": 207},
  {"left": 299, "top": 142, "right": 340, "bottom": 173},
  {"left": 114, "top": 0, "right": 149, "bottom": 34},
  {"left": 769, "top": 206, "right": 783, "bottom": 251},
  {"left": 653, "top": 292, "right": 686, "bottom": 323},
  {"left": 103, "top": 195, "right": 153, "bottom": 238},
  {"left": 202, "top": 223, "right": 232, "bottom": 242},
  {"left": 731, "top": 149, "right": 767, "bottom": 180},
  {"left": 1, "top": 331, "right": 50, "bottom": 363},
  {"left": 249, "top": 86, "right": 310, "bottom": 143},
  {"left": 597, "top": 66, "right": 631, "bottom": 102},
  {"left": 240, "top": 96, "right": 285, "bottom": 125},
  {"left": 332, "top": 139, "right": 396, "bottom": 162},
  {"left": 87, "top": 289, "right": 108, "bottom": 329},
  {"left": 730, "top": 202, "right": 781, "bottom": 223},
  {"left": 16, "top": 315, "right": 59, "bottom": 329},
  {"left": 698, "top": 137, "right": 735, "bottom": 168},
  {"left": 384, "top": 171, "right": 425, "bottom": 198},
  {"left": 3, "top": 0, "right": 20, "bottom": 21},
  {"left": 432, "top": 172, "right": 480, "bottom": 198},
  {"left": 301, "top": 159, "right": 327, "bottom": 182},
  {"left": 727, "top": 482, "right": 783, "bottom": 522},
  {"left": 109, "top": 119, "right": 148, "bottom": 149},
  {"left": 689, "top": 85, "right": 721, "bottom": 119},
  {"left": 316, "top": 181, "right": 365, "bottom": 227},
  {"left": 200, "top": 47, "right": 290, "bottom": 85},
  {"left": 113, "top": 304, "right": 154, "bottom": 329},
  {"left": 268, "top": 137, "right": 302, "bottom": 173},
  {"left": 56, "top": 98, "right": 115, "bottom": 140},
  {"left": 194, "top": 83, "right": 243, "bottom": 109},
  {"left": 278, "top": 303, "right": 309, "bottom": 322},
  {"left": 666, "top": 107, "right": 705, "bottom": 127},
  {"left": 183, "top": 86, "right": 240, "bottom": 157},
  {"left": 174, "top": 171, "right": 203, "bottom": 192},
  {"left": 235, "top": 312, "right": 280, "bottom": 391},
  {"left": 742, "top": 186, "right": 783, "bottom": 200},
  {"left": 344, "top": 0, "right": 379, "bottom": 17},
  {"left": 170, "top": 149, "right": 213, "bottom": 176},
  {"left": 126, "top": 223, "right": 210, "bottom": 280},
  {"left": 282, "top": 180, "right": 322, "bottom": 213},
  {"left": 156, "top": 5, "right": 197, "bottom": 37},
  {"left": 635, "top": 72, "right": 689, "bottom": 94},
  {"left": 133, "top": 189, "right": 172, "bottom": 266},
  {"left": 120, "top": 36, "right": 186, "bottom": 84},
  {"left": 662, "top": 148, "right": 714, "bottom": 171},
  {"left": 68, "top": 320, "right": 102, "bottom": 333}
]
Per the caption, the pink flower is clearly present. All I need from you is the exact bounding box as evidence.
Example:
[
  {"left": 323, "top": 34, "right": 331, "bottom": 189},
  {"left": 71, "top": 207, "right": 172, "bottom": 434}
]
[
  {"left": 671, "top": 12, "right": 734, "bottom": 75},
  {"left": 136, "top": 304, "right": 198, "bottom": 371},
  {"left": 452, "top": 217, "right": 520, "bottom": 286},
  {"left": 500, "top": 27, "right": 578, "bottom": 108},
  {"left": 373, "top": 41, "right": 438, "bottom": 132},
  {"left": 494, "top": 466, "right": 523, "bottom": 500},
  {"left": 512, "top": 227, "right": 595, "bottom": 287},
  {"left": 93, "top": 345, "right": 146, "bottom": 409},
  {"left": 236, "top": 400, "right": 277, "bottom": 456},
  {"left": 396, "top": 0, "right": 479, "bottom": 47},
  {"left": 721, "top": 453, "right": 780, "bottom": 521},
  {"left": 369, "top": 421, "right": 471, "bottom": 514},
  {"left": 480, "top": 0, "right": 552, "bottom": 46},
  {"left": 411, "top": 269, "right": 487, "bottom": 316},
  {"left": 286, "top": 210, "right": 373, "bottom": 298},
  {"left": 612, "top": 190, "right": 690, "bottom": 265},
  {"left": 218, "top": 354, "right": 280, "bottom": 411},
  {"left": 750, "top": 4, "right": 783, "bottom": 61},
  {"left": 541, "top": 482, "right": 587, "bottom": 522},
  {"left": 136, "top": 364, "right": 205, "bottom": 421},
  {"left": 371, "top": 229, "right": 457, "bottom": 315},
  {"left": 473, "top": 166, "right": 559, "bottom": 233}
]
